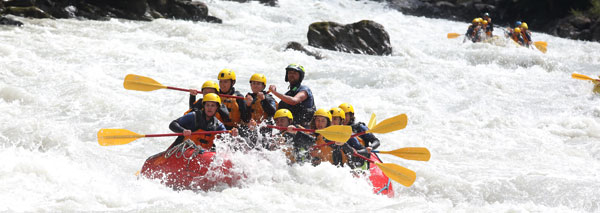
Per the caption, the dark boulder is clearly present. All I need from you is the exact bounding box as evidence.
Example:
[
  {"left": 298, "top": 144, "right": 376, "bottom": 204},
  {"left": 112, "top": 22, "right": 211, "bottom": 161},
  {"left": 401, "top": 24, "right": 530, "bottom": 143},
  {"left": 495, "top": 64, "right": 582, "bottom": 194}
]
[
  {"left": 221, "top": 0, "right": 278, "bottom": 7},
  {"left": 4, "top": 6, "right": 53, "bottom": 18},
  {"left": 0, "top": 15, "right": 24, "bottom": 26},
  {"left": 307, "top": 20, "right": 392, "bottom": 56},
  {"left": 1, "top": 0, "right": 222, "bottom": 23},
  {"left": 285, "top": 41, "right": 323, "bottom": 60}
]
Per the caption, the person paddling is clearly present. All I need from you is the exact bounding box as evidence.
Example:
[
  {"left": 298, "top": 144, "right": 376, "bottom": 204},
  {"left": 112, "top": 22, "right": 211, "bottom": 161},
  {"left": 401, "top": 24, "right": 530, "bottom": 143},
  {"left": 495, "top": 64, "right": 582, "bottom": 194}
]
[
  {"left": 482, "top": 12, "right": 493, "bottom": 37},
  {"left": 269, "top": 64, "right": 316, "bottom": 127},
  {"left": 309, "top": 109, "right": 368, "bottom": 169},
  {"left": 339, "top": 103, "right": 381, "bottom": 150},
  {"left": 519, "top": 22, "right": 532, "bottom": 47},
  {"left": 245, "top": 73, "right": 277, "bottom": 123},
  {"left": 508, "top": 27, "right": 525, "bottom": 46},
  {"left": 465, "top": 18, "right": 483, "bottom": 42},
  {"left": 217, "top": 69, "right": 250, "bottom": 129},
  {"left": 271, "top": 109, "right": 315, "bottom": 164},
  {"left": 593, "top": 76, "right": 600, "bottom": 94},
  {"left": 187, "top": 80, "right": 230, "bottom": 123},
  {"left": 168, "top": 93, "right": 238, "bottom": 151}
]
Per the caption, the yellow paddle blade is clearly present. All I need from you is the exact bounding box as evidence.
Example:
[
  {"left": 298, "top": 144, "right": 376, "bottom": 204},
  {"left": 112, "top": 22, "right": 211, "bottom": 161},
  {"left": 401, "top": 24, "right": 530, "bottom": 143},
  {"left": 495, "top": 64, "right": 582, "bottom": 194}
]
[
  {"left": 534, "top": 41, "right": 547, "bottom": 47},
  {"left": 368, "top": 114, "right": 408, "bottom": 134},
  {"left": 367, "top": 113, "right": 376, "bottom": 130},
  {"left": 316, "top": 125, "right": 352, "bottom": 142},
  {"left": 572, "top": 73, "right": 594, "bottom": 81},
  {"left": 378, "top": 147, "right": 431, "bottom": 161},
  {"left": 533, "top": 41, "right": 547, "bottom": 53},
  {"left": 97, "top": 129, "right": 145, "bottom": 146},
  {"left": 447, "top": 33, "right": 460, "bottom": 39},
  {"left": 123, "top": 74, "right": 167, "bottom": 91},
  {"left": 376, "top": 162, "right": 416, "bottom": 187}
]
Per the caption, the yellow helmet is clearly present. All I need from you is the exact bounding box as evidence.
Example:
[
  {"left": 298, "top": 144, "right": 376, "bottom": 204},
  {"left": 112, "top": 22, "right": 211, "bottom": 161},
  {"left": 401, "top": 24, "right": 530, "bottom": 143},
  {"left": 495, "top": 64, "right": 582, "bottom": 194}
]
[
  {"left": 313, "top": 108, "right": 332, "bottom": 121},
  {"left": 472, "top": 18, "right": 479, "bottom": 24},
  {"left": 329, "top": 107, "right": 345, "bottom": 120},
  {"left": 201, "top": 80, "right": 219, "bottom": 92},
  {"left": 202, "top": 93, "right": 221, "bottom": 105},
  {"left": 218, "top": 69, "right": 236, "bottom": 81},
  {"left": 338, "top": 103, "right": 354, "bottom": 114},
  {"left": 249, "top": 73, "right": 267, "bottom": 85},
  {"left": 482, "top": 20, "right": 488, "bottom": 25},
  {"left": 274, "top": 109, "right": 293, "bottom": 120},
  {"left": 477, "top": 18, "right": 483, "bottom": 22},
  {"left": 514, "top": 27, "right": 521, "bottom": 33},
  {"left": 520, "top": 22, "right": 528, "bottom": 30}
]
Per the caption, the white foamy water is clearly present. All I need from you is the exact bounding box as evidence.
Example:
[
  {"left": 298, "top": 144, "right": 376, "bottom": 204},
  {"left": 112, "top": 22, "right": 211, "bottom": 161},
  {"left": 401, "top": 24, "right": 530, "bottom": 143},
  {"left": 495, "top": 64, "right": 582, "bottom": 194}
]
[{"left": 1, "top": 0, "right": 600, "bottom": 212}]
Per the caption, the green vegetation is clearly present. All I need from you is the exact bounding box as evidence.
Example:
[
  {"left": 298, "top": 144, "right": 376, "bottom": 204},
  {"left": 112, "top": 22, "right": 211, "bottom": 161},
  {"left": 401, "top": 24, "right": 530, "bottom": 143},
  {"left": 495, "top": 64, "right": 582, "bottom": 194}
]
[{"left": 571, "top": 0, "right": 600, "bottom": 17}]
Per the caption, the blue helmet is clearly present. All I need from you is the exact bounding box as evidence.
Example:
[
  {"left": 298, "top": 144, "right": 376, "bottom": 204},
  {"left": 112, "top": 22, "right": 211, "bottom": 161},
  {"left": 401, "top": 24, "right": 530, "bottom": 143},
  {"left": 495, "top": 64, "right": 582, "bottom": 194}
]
[{"left": 515, "top": 21, "right": 522, "bottom": 26}]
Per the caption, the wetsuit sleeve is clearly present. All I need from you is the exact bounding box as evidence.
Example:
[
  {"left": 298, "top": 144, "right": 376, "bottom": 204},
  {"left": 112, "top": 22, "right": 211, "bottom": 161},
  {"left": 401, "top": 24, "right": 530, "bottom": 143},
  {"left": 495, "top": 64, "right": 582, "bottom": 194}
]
[
  {"left": 215, "top": 120, "right": 226, "bottom": 131},
  {"left": 346, "top": 137, "right": 365, "bottom": 151},
  {"left": 293, "top": 131, "right": 316, "bottom": 150},
  {"left": 356, "top": 124, "right": 380, "bottom": 150},
  {"left": 261, "top": 93, "right": 277, "bottom": 117},
  {"left": 466, "top": 26, "right": 473, "bottom": 37},
  {"left": 169, "top": 112, "right": 196, "bottom": 132},
  {"left": 235, "top": 91, "right": 251, "bottom": 123},
  {"left": 189, "top": 94, "right": 197, "bottom": 109}
]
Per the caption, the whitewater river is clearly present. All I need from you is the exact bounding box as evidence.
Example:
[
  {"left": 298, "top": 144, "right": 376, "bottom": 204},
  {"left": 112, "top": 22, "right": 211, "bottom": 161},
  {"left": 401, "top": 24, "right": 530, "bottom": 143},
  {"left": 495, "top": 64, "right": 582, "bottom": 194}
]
[{"left": 1, "top": 0, "right": 600, "bottom": 212}]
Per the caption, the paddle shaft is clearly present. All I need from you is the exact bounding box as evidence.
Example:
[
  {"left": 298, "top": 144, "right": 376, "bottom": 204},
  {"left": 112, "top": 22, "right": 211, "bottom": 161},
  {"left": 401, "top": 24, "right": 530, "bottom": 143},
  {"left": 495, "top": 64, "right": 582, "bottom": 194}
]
[
  {"left": 145, "top": 130, "right": 230, "bottom": 138},
  {"left": 353, "top": 151, "right": 374, "bottom": 163},
  {"left": 352, "top": 132, "right": 367, "bottom": 138},
  {"left": 266, "top": 125, "right": 316, "bottom": 133},
  {"left": 166, "top": 86, "right": 243, "bottom": 99}
]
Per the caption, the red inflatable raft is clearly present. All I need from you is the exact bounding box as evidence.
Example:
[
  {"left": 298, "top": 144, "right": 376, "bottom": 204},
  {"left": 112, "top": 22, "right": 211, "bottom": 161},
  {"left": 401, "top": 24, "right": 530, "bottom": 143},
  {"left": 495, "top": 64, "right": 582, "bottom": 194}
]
[
  {"left": 140, "top": 142, "right": 241, "bottom": 191},
  {"left": 140, "top": 142, "right": 393, "bottom": 196},
  {"left": 368, "top": 153, "right": 394, "bottom": 197}
]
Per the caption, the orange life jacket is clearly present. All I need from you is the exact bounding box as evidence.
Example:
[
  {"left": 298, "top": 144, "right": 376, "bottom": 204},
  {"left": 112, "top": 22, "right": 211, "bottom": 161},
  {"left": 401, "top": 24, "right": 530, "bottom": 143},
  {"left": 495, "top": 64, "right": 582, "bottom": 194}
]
[
  {"left": 250, "top": 99, "right": 277, "bottom": 123},
  {"left": 511, "top": 33, "right": 521, "bottom": 45},
  {"left": 221, "top": 96, "right": 241, "bottom": 128},
  {"left": 313, "top": 135, "right": 347, "bottom": 165},
  {"left": 520, "top": 30, "right": 530, "bottom": 44},
  {"left": 183, "top": 129, "right": 217, "bottom": 150}
]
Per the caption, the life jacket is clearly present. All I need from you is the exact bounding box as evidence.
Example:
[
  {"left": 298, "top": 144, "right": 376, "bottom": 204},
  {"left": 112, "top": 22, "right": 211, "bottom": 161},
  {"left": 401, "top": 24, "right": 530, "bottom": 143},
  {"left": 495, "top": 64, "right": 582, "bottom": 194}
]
[
  {"left": 520, "top": 30, "right": 531, "bottom": 44},
  {"left": 511, "top": 32, "right": 521, "bottom": 45},
  {"left": 278, "top": 84, "right": 316, "bottom": 127},
  {"left": 220, "top": 89, "right": 244, "bottom": 128},
  {"left": 184, "top": 129, "right": 217, "bottom": 150},
  {"left": 248, "top": 92, "right": 278, "bottom": 122},
  {"left": 313, "top": 135, "right": 347, "bottom": 166},
  {"left": 169, "top": 110, "right": 225, "bottom": 151}
]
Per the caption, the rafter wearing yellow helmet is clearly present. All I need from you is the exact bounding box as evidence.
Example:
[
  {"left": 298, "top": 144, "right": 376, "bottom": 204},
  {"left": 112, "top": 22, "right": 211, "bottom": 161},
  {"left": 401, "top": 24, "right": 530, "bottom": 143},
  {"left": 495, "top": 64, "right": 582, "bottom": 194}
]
[
  {"left": 246, "top": 73, "right": 277, "bottom": 122},
  {"left": 519, "top": 22, "right": 532, "bottom": 47},
  {"left": 309, "top": 107, "right": 370, "bottom": 169},
  {"left": 216, "top": 69, "right": 250, "bottom": 129},
  {"left": 338, "top": 103, "right": 381, "bottom": 150},
  {"left": 168, "top": 93, "right": 238, "bottom": 151},
  {"left": 466, "top": 17, "right": 484, "bottom": 42}
]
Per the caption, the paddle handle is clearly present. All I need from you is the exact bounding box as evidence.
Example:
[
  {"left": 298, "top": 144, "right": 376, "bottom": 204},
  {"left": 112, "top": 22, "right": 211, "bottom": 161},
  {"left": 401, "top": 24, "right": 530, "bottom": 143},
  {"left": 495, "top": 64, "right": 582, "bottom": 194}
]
[
  {"left": 266, "top": 125, "right": 316, "bottom": 133},
  {"left": 166, "top": 86, "right": 244, "bottom": 99},
  {"left": 144, "top": 130, "right": 230, "bottom": 138}
]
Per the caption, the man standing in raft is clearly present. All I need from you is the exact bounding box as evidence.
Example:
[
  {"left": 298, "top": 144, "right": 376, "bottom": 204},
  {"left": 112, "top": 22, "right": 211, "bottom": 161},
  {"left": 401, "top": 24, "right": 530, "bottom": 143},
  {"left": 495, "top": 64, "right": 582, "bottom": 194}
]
[
  {"left": 168, "top": 93, "right": 238, "bottom": 151},
  {"left": 269, "top": 64, "right": 316, "bottom": 127}
]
